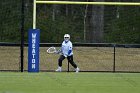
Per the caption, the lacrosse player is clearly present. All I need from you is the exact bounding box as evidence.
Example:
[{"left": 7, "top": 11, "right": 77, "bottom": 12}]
[{"left": 55, "top": 34, "right": 80, "bottom": 73}]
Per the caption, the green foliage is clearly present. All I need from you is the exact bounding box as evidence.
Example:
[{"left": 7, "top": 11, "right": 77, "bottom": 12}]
[
  {"left": 104, "top": 6, "right": 140, "bottom": 44},
  {"left": 36, "top": 5, "right": 84, "bottom": 43},
  {"left": 0, "top": 0, "right": 21, "bottom": 43},
  {"left": 0, "top": 0, "right": 140, "bottom": 43}
]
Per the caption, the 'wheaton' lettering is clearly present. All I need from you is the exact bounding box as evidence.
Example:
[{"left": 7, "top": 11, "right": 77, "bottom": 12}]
[{"left": 31, "top": 33, "right": 37, "bottom": 69}]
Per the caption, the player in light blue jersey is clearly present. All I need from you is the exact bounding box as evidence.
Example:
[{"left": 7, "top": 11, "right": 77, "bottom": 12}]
[{"left": 55, "top": 34, "right": 80, "bottom": 73}]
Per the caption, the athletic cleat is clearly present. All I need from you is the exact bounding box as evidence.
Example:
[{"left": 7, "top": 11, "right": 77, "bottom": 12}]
[
  {"left": 55, "top": 67, "right": 62, "bottom": 72},
  {"left": 75, "top": 67, "right": 80, "bottom": 73}
]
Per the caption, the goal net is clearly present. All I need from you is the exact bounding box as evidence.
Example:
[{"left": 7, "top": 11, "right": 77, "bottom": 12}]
[
  {"left": 33, "top": 0, "right": 140, "bottom": 43},
  {"left": 0, "top": 0, "right": 22, "bottom": 71},
  {"left": 31, "top": 0, "right": 140, "bottom": 72}
]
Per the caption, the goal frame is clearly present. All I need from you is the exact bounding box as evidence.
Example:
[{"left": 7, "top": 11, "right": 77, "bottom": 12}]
[{"left": 33, "top": 0, "right": 140, "bottom": 29}]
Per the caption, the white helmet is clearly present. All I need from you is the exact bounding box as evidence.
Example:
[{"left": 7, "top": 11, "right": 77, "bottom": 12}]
[{"left": 64, "top": 34, "right": 70, "bottom": 42}]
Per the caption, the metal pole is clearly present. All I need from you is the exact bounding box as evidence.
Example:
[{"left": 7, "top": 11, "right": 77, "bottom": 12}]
[
  {"left": 33, "top": 0, "right": 36, "bottom": 29},
  {"left": 20, "top": 0, "right": 25, "bottom": 72},
  {"left": 67, "top": 61, "right": 69, "bottom": 72},
  {"left": 36, "top": 1, "right": 140, "bottom": 6},
  {"left": 113, "top": 44, "right": 116, "bottom": 72}
]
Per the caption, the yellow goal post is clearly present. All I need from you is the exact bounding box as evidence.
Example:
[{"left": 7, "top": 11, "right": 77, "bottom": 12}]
[{"left": 33, "top": 0, "right": 140, "bottom": 29}]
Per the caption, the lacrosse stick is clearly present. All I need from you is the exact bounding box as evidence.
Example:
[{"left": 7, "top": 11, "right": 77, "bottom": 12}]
[{"left": 46, "top": 47, "right": 57, "bottom": 54}]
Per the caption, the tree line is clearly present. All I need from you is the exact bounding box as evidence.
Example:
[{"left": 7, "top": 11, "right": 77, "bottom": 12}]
[{"left": 0, "top": 0, "right": 140, "bottom": 44}]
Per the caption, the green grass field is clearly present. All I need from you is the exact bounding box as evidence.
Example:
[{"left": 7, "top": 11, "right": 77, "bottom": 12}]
[
  {"left": 0, "top": 46, "right": 140, "bottom": 93},
  {"left": 0, "top": 72, "right": 140, "bottom": 93}
]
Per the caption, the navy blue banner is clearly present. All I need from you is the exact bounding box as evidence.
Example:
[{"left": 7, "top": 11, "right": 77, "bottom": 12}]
[{"left": 28, "top": 29, "right": 40, "bottom": 72}]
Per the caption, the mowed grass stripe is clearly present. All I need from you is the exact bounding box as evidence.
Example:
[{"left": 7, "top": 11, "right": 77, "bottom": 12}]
[{"left": 0, "top": 72, "right": 140, "bottom": 93}]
